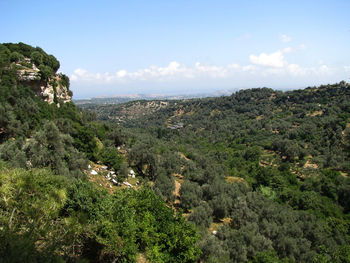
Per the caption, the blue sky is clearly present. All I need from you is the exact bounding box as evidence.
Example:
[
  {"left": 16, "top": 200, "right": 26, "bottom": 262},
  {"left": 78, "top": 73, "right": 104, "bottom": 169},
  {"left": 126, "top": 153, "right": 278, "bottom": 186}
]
[{"left": 1, "top": 0, "right": 350, "bottom": 98}]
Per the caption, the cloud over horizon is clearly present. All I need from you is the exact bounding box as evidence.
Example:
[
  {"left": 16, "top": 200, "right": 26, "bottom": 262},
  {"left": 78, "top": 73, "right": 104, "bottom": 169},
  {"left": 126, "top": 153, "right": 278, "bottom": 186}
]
[{"left": 71, "top": 46, "right": 346, "bottom": 93}]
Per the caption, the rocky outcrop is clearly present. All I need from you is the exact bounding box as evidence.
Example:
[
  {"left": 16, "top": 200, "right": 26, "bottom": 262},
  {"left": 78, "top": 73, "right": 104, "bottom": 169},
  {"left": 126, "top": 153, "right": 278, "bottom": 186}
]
[{"left": 16, "top": 59, "right": 72, "bottom": 106}]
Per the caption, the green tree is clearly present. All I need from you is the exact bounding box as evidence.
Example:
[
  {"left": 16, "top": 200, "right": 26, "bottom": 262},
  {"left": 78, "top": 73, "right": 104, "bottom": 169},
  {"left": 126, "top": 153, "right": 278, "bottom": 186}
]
[
  {"left": 180, "top": 180, "right": 202, "bottom": 211},
  {"left": 24, "top": 121, "right": 87, "bottom": 176},
  {"left": 9, "top": 51, "right": 23, "bottom": 63},
  {"left": 30, "top": 51, "right": 43, "bottom": 66},
  {"left": 99, "top": 146, "right": 124, "bottom": 172},
  {"left": 38, "top": 64, "right": 53, "bottom": 80},
  {"left": 188, "top": 201, "right": 213, "bottom": 228}
]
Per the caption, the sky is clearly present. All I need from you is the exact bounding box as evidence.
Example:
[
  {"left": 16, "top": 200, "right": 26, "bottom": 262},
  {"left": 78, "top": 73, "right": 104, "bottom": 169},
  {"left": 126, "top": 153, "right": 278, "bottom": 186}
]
[{"left": 1, "top": 0, "right": 350, "bottom": 98}]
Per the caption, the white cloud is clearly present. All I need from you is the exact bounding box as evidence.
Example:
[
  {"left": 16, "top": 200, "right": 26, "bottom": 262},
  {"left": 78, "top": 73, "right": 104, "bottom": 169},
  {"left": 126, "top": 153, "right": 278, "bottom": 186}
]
[
  {"left": 227, "top": 63, "right": 240, "bottom": 69},
  {"left": 319, "top": 64, "right": 331, "bottom": 74},
  {"left": 116, "top": 70, "right": 127, "bottom": 78},
  {"left": 195, "top": 62, "right": 227, "bottom": 78},
  {"left": 280, "top": 34, "right": 292, "bottom": 43},
  {"left": 71, "top": 47, "right": 344, "bottom": 92},
  {"left": 242, "top": 65, "right": 257, "bottom": 72},
  {"left": 249, "top": 50, "right": 286, "bottom": 68},
  {"left": 287, "top": 64, "right": 307, "bottom": 76},
  {"left": 71, "top": 60, "right": 335, "bottom": 84},
  {"left": 74, "top": 68, "right": 87, "bottom": 76}
]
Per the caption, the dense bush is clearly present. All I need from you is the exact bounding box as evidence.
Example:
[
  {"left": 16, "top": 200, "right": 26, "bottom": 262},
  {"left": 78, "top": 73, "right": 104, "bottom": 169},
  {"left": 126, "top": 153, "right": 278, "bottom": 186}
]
[{"left": 0, "top": 162, "right": 200, "bottom": 262}]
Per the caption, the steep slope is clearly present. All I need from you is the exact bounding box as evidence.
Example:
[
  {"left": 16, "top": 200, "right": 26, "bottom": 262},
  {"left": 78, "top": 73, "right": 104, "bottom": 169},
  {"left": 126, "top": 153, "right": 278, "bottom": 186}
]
[{"left": 0, "top": 42, "right": 200, "bottom": 263}]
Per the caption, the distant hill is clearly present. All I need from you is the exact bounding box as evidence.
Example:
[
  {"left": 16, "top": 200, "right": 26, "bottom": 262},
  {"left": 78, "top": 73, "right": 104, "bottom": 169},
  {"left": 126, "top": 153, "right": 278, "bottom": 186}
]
[
  {"left": 74, "top": 90, "right": 232, "bottom": 105},
  {"left": 93, "top": 82, "right": 350, "bottom": 172}
]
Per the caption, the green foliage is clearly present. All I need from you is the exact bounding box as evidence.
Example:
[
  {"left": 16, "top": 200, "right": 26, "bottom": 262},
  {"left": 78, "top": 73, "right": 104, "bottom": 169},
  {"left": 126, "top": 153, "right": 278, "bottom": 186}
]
[
  {"left": 0, "top": 162, "right": 73, "bottom": 262},
  {"left": 38, "top": 64, "right": 54, "bottom": 80},
  {"left": 0, "top": 162, "right": 200, "bottom": 262},
  {"left": 83, "top": 81, "right": 350, "bottom": 262},
  {"left": 0, "top": 44, "right": 11, "bottom": 74},
  {"left": 10, "top": 51, "right": 24, "bottom": 63},
  {"left": 188, "top": 201, "right": 213, "bottom": 228},
  {"left": 180, "top": 180, "right": 202, "bottom": 211},
  {"left": 3, "top": 42, "right": 60, "bottom": 78},
  {"left": 0, "top": 83, "right": 49, "bottom": 141},
  {"left": 117, "top": 188, "right": 200, "bottom": 262},
  {"left": 2, "top": 42, "right": 350, "bottom": 262},
  {"left": 0, "top": 121, "right": 88, "bottom": 176},
  {"left": 98, "top": 146, "right": 124, "bottom": 172},
  {"left": 25, "top": 121, "right": 88, "bottom": 176},
  {"left": 58, "top": 73, "right": 70, "bottom": 88},
  {"left": 128, "top": 140, "right": 158, "bottom": 179},
  {"left": 249, "top": 250, "right": 289, "bottom": 263},
  {"left": 72, "top": 123, "right": 98, "bottom": 161},
  {"left": 30, "top": 50, "right": 43, "bottom": 65},
  {"left": 198, "top": 234, "right": 230, "bottom": 263}
]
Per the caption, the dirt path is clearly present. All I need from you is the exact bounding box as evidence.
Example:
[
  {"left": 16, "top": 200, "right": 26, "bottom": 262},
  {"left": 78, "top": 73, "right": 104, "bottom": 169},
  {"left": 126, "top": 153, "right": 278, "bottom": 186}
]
[
  {"left": 173, "top": 173, "right": 183, "bottom": 205},
  {"left": 137, "top": 253, "right": 149, "bottom": 263}
]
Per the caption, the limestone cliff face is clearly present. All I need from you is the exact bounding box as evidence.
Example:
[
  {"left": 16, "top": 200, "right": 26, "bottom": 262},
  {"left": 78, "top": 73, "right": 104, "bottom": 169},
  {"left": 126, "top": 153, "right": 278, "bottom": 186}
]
[{"left": 16, "top": 58, "right": 72, "bottom": 106}]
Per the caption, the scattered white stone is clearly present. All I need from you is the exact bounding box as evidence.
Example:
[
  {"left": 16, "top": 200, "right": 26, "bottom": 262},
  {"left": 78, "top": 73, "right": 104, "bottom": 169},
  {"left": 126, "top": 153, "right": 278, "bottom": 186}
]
[
  {"left": 101, "top": 165, "right": 108, "bottom": 170},
  {"left": 90, "top": 170, "right": 98, "bottom": 175},
  {"left": 88, "top": 164, "right": 91, "bottom": 169},
  {"left": 123, "top": 182, "right": 133, "bottom": 188},
  {"left": 112, "top": 179, "right": 119, "bottom": 185},
  {"left": 128, "top": 169, "right": 136, "bottom": 178},
  {"left": 26, "top": 160, "right": 32, "bottom": 168},
  {"left": 212, "top": 230, "right": 217, "bottom": 235}
]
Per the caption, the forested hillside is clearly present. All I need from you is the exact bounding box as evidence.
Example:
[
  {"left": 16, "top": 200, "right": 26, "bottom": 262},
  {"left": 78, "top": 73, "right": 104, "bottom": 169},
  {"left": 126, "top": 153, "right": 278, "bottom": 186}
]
[
  {"left": 0, "top": 43, "right": 199, "bottom": 263},
  {"left": 82, "top": 82, "right": 350, "bottom": 262},
  {"left": 1, "top": 42, "right": 350, "bottom": 262}
]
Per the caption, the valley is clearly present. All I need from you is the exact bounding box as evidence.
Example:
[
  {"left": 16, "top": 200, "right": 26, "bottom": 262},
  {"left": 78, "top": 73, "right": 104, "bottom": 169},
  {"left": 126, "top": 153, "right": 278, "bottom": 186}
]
[{"left": 1, "top": 43, "right": 350, "bottom": 263}]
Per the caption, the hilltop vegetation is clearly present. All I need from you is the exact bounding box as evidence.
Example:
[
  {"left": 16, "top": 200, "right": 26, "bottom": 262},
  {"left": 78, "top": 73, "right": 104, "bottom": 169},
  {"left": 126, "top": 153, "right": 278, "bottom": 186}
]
[{"left": 1, "top": 42, "right": 60, "bottom": 80}]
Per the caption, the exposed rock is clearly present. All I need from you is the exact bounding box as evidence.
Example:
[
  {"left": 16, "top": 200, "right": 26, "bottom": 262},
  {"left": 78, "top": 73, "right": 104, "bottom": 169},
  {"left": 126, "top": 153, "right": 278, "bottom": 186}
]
[
  {"left": 17, "top": 69, "right": 40, "bottom": 81},
  {"left": 16, "top": 59, "right": 72, "bottom": 106}
]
